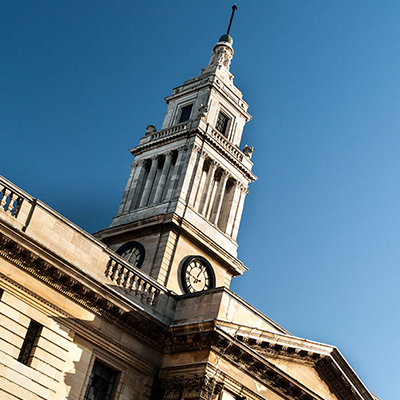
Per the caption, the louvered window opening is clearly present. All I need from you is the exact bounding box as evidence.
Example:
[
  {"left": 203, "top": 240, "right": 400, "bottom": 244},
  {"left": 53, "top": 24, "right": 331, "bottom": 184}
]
[{"left": 17, "top": 320, "right": 42, "bottom": 365}]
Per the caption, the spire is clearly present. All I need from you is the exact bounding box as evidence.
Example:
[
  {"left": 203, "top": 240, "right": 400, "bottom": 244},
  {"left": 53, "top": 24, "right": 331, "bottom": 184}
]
[
  {"left": 219, "top": 4, "right": 237, "bottom": 45},
  {"left": 208, "top": 5, "right": 238, "bottom": 70}
]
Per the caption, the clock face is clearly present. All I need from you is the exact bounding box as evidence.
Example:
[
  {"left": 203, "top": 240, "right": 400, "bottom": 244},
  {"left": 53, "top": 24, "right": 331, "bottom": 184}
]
[
  {"left": 182, "top": 257, "right": 215, "bottom": 293},
  {"left": 116, "top": 241, "right": 145, "bottom": 268}
]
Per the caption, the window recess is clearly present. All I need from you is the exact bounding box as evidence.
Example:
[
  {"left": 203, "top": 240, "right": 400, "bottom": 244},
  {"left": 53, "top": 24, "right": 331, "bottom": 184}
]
[
  {"left": 179, "top": 104, "right": 193, "bottom": 123},
  {"left": 215, "top": 111, "right": 230, "bottom": 136},
  {"left": 83, "top": 359, "right": 119, "bottom": 400},
  {"left": 17, "top": 319, "right": 42, "bottom": 366}
]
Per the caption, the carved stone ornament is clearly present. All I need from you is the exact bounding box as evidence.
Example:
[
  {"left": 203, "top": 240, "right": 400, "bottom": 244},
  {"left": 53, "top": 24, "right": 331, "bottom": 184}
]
[
  {"left": 145, "top": 125, "right": 157, "bottom": 135},
  {"left": 242, "top": 145, "right": 253, "bottom": 159},
  {"left": 198, "top": 104, "right": 208, "bottom": 120},
  {"left": 0, "top": 232, "right": 166, "bottom": 349},
  {"left": 209, "top": 160, "right": 220, "bottom": 171},
  {"left": 131, "top": 160, "right": 140, "bottom": 169},
  {"left": 161, "top": 375, "right": 217, "bottom": 400},
  {"left": 178, "top": 144, "right": 189, "bottom": 153},
  {"left": 209, "top": 44, "right": 234, "bottom": 69}
]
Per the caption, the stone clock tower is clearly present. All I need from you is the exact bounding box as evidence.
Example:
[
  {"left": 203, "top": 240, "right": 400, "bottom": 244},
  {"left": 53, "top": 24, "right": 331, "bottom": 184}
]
[
  {"left": 0, "top": 7, "right": 379, "bottom": 400},
  {"left": 95, "top": 32, "right": 256, "bottom": 295}
]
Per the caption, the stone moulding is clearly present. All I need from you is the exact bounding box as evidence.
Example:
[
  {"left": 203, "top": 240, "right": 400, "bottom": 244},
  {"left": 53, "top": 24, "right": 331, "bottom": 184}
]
[
  {"left": 130, "top": 127, "right": 195, "bottom": 156},
  {"left": 0, "top": 272, "right": 158, "bottom": 376},
  {"left": 163, "top": 328, "right": 321, "bottom": 400},
  {"left": 163, "top": 324, "right": 374, "bottom": 400},
  {"left": 0, "top": 230, "right": 167, "bottom": 349},
  {"left": 230, "top": 328, "right": 375, "bottom": 400},
  {"left": 130, "top": 125, "right": 256, "bottom": 182},
  {"left": 0, "top": 224, "right": 375, "bottom": 400}
]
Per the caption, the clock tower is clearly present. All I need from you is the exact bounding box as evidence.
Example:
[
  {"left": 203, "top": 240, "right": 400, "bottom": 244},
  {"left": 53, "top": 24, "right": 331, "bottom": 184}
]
[{"left": 95, "top": 29, "right": 256, "bottom": 295}]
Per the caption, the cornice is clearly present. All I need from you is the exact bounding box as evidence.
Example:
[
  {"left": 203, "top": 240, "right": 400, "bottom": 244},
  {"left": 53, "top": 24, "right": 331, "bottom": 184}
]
[
  {"left": 163, "top": 320, "right": 375, "bottom": 400},
  {"left": 163, "top": 325, "right": 322, "bottom": 400},
  {"left": 160, "top": 364, "right": 268, "bottom": 400},
  {"left": 178, "top": 216, "right": 247, "bottom": 276},
  {"left": 130, "top": 126, "right": 195, "bottom": 156},
  {"left": 316, "top": 352, "right": 375, "bottom": 400},
  {"left": 0, "top": 272, "right": 158, "bottom": 376},
  {"left": 165, "top": 74, "right": 250, "bottom": 121},
  {"left": 130, "top": 125, "right": 256, "bottom": 182},
  {"left": 217, "top": 322, "right": 374, "bottom": 400},
  {"left": 95, "top": 212, "right": 247, "bottom": 277},
  {"left": 0, "top": 229, "right": 167, "bottom": 350}
]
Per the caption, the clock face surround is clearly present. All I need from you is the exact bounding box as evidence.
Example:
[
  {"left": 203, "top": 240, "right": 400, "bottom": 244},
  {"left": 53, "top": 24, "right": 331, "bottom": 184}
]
[
  {"left": 116, "top": 241, "right": 145, "bottom": 268},
  {"left": 181, "top": 256, "right": 215, "bottom": 294}
]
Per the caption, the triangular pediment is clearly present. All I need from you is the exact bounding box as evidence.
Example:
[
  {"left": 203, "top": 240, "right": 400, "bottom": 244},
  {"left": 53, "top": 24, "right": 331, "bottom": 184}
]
[{"left": 216, "top": 321, "right": 376, "bottom": 400}]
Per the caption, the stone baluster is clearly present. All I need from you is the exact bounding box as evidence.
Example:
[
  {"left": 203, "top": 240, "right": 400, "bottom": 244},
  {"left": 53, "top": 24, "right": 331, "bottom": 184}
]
[
  {"left": 0, "top": 185, "right": 5, "bottom": 207},
  {"left": 142, "top": 282, "right": 151, "bottom": 302},
  {"left": 124, "top": 271, "right": 134, "bottom": 289},
  {"left": 5, "top": 192, "right": 14, "bottom": 213},
  {"left": 231, "top": 184, "right": 248, "bottom": 240},
  {"left": 131, "top": 275, "right": 139, "bottom": 292},
  {"left": 139, "top": 156, "right": 159, "bottom": 208},
  {"left": 189, "top": 149, "right": 208, "bottom": 208},
  {"left": 149, "top": 288, "right": 159, "bottom": 306},
  {"left": 13, "top": 197, "right": 23, "bottom": 217},
  {"left": 0, "top": 188, "right": 10, "bottom": 209},
  {"left": 125, "top": 159, "right": 147, "bottom": 211},
  {"left": 136, "top": 278, "right": 144, "bottom": 295},
  {"left": 117, "top": 266, "right": 128, "bottom": 286},
  {"left": 210, "top": 170, "right": 230, "bottom": 225},
  {"left": 153, "top": 151, "right": 173, "bottom": 204},
  {"left": 198, "top": 160, "right": 219, "bottom": 215},
  {"left": 164, "top": 145, "right": 189, "bottom": 201},
  {"left": 105, "top": 259, "right": 116, "bottom": 278},
  {"left": 111, "top": 263, "right": 122, "bottom": 283}
]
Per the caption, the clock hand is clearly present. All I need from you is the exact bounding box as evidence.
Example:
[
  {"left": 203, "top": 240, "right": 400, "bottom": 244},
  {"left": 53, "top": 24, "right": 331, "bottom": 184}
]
[
  {"left": 195, "top": 266, "right": 205, "bottom": 279},
  {"left": 188, "top": 273, "right": 200, "bottom": 283}
]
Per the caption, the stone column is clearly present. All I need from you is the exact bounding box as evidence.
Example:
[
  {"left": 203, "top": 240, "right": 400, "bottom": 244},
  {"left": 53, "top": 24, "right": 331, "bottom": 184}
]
[
  {"left": 188, "top": 148, "right": 208, "bottom": 208},
  {"left": 139, "top": 155, "right": 158, "bottom": 208},
  {"left": 117, "top": 160, "right": 138, "bottom": 215},
  {"left": 165, "top": 145, "right": 189, "bottom": 201},
  {"left": 210, "top": 170, "right": 229, "bottom": 225},
  {"left": 231, "top": 184, "right": 248, "bottom": 240},
  {"left": 199, "top": 160, "right": 219, "bottom": 216},
  {"left": 124, "top": 159, "right": 147, "bottom": 211},
  {"left": 153, "top": 151, "right": 173, "bottom": 204},
  {"left": 224, "top": 181, "right": 244, "bottom": 237}
]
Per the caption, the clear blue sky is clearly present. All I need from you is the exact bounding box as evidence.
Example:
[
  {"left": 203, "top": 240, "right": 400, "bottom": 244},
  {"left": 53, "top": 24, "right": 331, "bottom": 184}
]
[{"left": 1, "top": 1, "right": 398, "bottom": 399}]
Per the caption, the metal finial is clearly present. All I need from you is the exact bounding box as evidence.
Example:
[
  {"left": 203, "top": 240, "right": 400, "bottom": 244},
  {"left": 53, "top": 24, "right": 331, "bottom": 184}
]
[{"left": 226, "top": 4, "right": 238, "bottom": 35}]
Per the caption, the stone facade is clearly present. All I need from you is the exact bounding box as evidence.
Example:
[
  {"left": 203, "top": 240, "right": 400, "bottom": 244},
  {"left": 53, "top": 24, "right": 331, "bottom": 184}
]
[{"left": 0, "top": 28, "right": 379, "bottom": 400}]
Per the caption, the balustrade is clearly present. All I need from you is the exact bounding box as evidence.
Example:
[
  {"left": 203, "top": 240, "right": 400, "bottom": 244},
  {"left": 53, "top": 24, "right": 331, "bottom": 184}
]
[
  {"left": 208, "top": 126, "right": 243, "bottom": 162},
  {"left": 105, "top": 256, "right": 161, "bottom": 306},
  {"left": 149, "top": 123, "right": 188, "bottom": 141},
  {"left": 0, "top": 179, "right": 25, "bottom": 219}
]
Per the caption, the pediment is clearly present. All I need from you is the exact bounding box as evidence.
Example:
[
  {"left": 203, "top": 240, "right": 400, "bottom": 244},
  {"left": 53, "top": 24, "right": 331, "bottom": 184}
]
[
  {"left": 216, "top": 321, "right": 375, "bottom": 400},
  {"left": 261, "top": 352, "right": 339, "bottom": 400}
]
